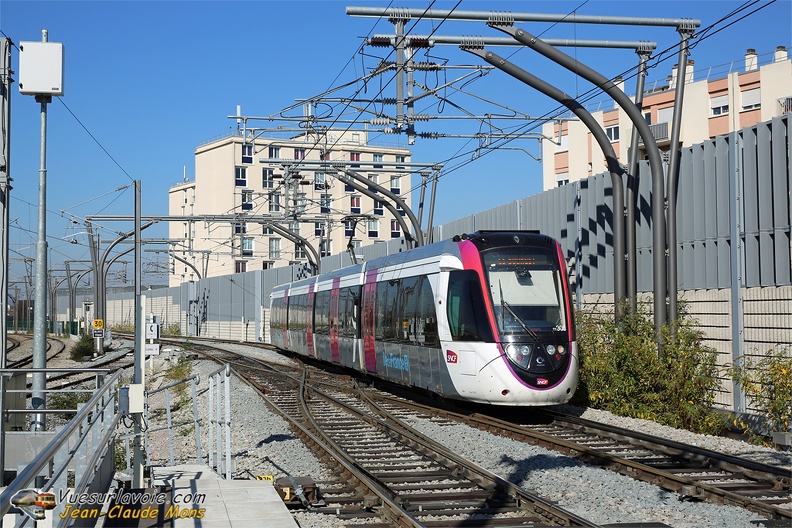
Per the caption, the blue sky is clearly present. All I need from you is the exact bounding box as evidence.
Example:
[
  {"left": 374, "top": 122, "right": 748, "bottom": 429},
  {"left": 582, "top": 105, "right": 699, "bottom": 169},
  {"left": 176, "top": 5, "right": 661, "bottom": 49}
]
[{"left": 1, "top": 0, "right": 790, "bottom": 289}]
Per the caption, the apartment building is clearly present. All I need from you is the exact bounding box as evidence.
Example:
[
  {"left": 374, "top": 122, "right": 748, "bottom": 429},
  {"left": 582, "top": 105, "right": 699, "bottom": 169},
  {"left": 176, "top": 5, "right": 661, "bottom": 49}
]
[
  {"left": 542, "top": 46, "right": 791, "bottom": 189},
  {"left": 168, "top": 130, "right": 412, "bottom": 285}
]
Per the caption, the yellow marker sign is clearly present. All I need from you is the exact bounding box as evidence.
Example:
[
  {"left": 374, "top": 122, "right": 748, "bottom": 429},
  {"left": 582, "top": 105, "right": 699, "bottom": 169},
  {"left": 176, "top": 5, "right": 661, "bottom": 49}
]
[
  {"left": 256, "top": 475, "right": 274, "bottom": 482},
  {"left": 93, "top": 319, "right": 104, "bottom": 329}
]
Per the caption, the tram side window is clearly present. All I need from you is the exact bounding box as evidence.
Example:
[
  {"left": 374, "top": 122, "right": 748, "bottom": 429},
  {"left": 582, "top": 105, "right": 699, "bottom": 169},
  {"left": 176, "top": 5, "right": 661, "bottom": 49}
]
[
  {"left": 447, "top": 270, "right": 493, "bottom": 342},
  {"left": 338, "top": 287, "right": 360, "bottom": 338},
  {"left": 416, "top": 278, "right": 439, "bottom": 347},
  {"left": 271, "top": 297, "right": 284, "bottom": 326},
  {"left": 289, "top": 294, "right": 308, "bottom": 330},
  {"left": 375, "top": 280, "right": 399, "bottom": 341},
  {"left": 400, "top": 276, "right": 418, "bottom": 343},
  {"left": 314, "top": 290, "right": 330, "bottom": 334}
]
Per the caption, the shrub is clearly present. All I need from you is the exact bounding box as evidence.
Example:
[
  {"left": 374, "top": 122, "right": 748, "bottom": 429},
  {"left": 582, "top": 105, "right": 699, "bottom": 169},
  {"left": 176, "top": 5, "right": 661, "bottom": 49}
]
[
  {"left": 49, "top": 391, "right": 92, "bottom": 420},
  {"left": 162, "top": 324, "right": 181, "bottom": 336},
  {"left": 730, "top": 347, "right": 792, "bottom": 442},
  {"left": 165, "top": 355, "right": 193, "bottom": 399},
  {"left": 575, "top": 302, "right": 726, "bottom": 436},
  {"left": 70, "top": 333, "right": 96, "bottom": 361}
]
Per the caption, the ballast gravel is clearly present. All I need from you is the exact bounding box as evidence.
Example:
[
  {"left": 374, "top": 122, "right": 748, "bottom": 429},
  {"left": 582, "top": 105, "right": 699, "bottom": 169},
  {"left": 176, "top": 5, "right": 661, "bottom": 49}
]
[{"left": 140, "top": 341, "right": 789, "bottom": 528}]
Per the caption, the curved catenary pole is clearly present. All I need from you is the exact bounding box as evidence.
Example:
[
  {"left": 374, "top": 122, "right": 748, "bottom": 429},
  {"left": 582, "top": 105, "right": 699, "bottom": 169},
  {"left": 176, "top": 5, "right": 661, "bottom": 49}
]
[
  {"left": 264, "top": 221, "right": 321, "bottom": 275},
  {"left": 463, "top": 44, "right": 626, "bottom": 316},
  {"left": 339, "top": 166, "right": 424, "bottom": 247},
  {"left": 626, "top": 49, "right": 652, "bottom": 316},
  {"left": 666, "top": 24, "right": 697, "bottom": 335},
  {"left": 492, "top": 23, "right": 668, "bottom": 346}
]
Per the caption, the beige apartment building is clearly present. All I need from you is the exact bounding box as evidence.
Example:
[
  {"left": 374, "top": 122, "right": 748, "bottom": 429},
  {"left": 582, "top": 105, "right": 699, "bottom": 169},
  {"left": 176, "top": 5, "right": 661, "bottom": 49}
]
[
  {"left": 542, "top": 46, "right": 792, "bottom": 189},
  {"left": 168, "top": 130, "right": 412, "bottom": 285}
]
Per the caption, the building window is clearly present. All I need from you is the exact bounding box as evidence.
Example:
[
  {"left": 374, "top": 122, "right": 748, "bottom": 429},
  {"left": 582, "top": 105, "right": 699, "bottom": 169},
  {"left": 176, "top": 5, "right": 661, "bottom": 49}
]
[
  {"left": 235, "top": 261, "right": 247, "bottom": 273},
  {"left": 345, "top": 179, "right": 355, "bottom": 192},
  {"left": 262, "top": 168, "right": 274, "bottom": 189},
  {"left": 294, "top": 243, "right": 306, "bottom": 260},
  {"left": 344, "top": 221, "right": 355, "bottom": 237},
  {"left": 262, "top": 261, "right": 273, "bottom": 270},
  {"left": 320, "top": 150, "right": 331, "bottom": 161},
  {"left": 555, "top": 134, "right": 569, "bottom": 153},
  {"left": 373, "top": 153, "right": 383, "bottom": 169},
  {"left": 241, "top": 237, "right": 254, "bottom": 258},
  {"left": 390, "top": 176, "right": 401, "bottom": 194},
  {"left": 315, "top": 222, "right": 326, "bottom": 237},
  {"left": 395, "top": 155, "right": 405, "bottom": 169},
  {"left": 268, "top": 238, "right": 281, "bottom": 260},
  {"left": 235, "top": 166, "right": 247, "bottom": 187},
  {"left": 268, "top": 146, "right": 280, "bottom": 158},
  {"left": 605, "top": 125, "right": 619, "bottom": 142},
  {"left": 373, "top": 200, "right": 384, "bottom": 216},
  {"left": 294, "top": 193, "right": 306, "bottom": 214},
  {"left": 320, "top": 194, "right": 331, "bottom": 214},
  {"left": 314, "top": 172, "right": 326, "bottom": 191},
  {"left": 233, "top": 221, "right": 247, "bottom": 234},
  {"left": 294, "top": 148, "right": 306, "bottom": 160},
  {"left": 350, "top": 152, "right": 361, "bottom": 168},
  {"left": 269, "top": 192, "right": 281, "bottom": 213},
  {"left": 391, "top": 220, "right": 401, "bottom": 238},
  {"left": 242, "top": 144, "right": 253, "bottom": 164},
  {"left": 368, "top": 174, "right": 378, "bottom": 191},
  {"left": 289, "top": 221, "right": 300, "bottom": 235},
  {"left": 263, "top": 225, "right": 273, "bottom": 235},
  {"left": 710, "top": 94, "right": 729, "bottom": 116},
  {"left": 368, "top": 219, "right": 379, "bottom": 238},
  {"left": 350, "top": 195, "right": 361, "bottom": 214},
  {"left": 396, "top": 203, "right": 406, "bottom": 217},
  {"left": 741, "top": 88, "right": 761, "bottom": 110},
  {"left": 241, "top": 190, "right": 253, "bottom": 211},
  {"left": 319, "top": 240, "right": 331, "bottom": 258}
]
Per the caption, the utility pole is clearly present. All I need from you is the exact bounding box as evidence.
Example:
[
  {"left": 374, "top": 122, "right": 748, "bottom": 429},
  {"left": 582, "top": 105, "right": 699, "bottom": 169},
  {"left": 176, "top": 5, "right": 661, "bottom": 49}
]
[
  {"left": 21, "top": 29, "right": 64, "bottom": 430},
  {"left": 0, "top": 35, "right": 13, "bottom": 487},
  {"left": 132, "top": 180, "right": 144, "bottom": 488}
]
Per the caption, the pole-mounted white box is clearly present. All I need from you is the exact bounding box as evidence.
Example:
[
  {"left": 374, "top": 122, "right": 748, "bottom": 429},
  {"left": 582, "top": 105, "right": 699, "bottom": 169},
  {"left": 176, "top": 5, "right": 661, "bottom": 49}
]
[
  {"left": 19, "top": 41, "right": 64, "bottom": 96},
  {"left": 119, "top": 384, "right": 145, "bottom": 415}
]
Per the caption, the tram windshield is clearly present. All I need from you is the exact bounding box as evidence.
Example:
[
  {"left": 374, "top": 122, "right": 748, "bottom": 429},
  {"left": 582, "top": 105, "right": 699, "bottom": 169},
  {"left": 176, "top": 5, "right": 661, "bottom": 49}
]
[{"left": 482, "top": 247, "right": 567, "bottom": 336}]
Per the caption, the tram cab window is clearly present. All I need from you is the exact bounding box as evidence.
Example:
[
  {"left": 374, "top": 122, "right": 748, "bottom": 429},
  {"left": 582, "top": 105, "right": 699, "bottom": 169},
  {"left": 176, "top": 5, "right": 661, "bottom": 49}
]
[{"left": 446, "top": 270, "right": 493, "bottom": 342}]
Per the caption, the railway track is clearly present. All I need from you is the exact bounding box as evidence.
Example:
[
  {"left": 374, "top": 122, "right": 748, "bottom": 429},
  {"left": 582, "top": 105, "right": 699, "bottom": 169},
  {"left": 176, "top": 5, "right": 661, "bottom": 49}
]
[
  {"left": 365, "top": 389, "right": 792, "bottom": 523},
  {"left": 150, "top": 337, "right": 792, "bottom": 524},
  {"left": 193, "top": 345, "right": 601, "bottom": 527},
  {"left": 5, "top": 335, "right": 66, "bottom": 369}
]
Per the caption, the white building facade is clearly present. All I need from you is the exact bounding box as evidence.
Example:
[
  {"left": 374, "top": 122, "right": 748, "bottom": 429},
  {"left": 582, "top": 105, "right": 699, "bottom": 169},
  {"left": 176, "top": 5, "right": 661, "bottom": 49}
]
[{"left": 168, "top": 130, "right": 412, "bottom": 285}]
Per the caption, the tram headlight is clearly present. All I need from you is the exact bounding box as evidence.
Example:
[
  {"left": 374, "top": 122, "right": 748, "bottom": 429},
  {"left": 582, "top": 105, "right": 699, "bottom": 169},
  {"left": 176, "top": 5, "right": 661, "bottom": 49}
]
[
  {"left": 546, "top": 344, "right": 556, "bottom": 355},
  {"left": 505, "top": 343, "right": 533, "bottom": 369}
]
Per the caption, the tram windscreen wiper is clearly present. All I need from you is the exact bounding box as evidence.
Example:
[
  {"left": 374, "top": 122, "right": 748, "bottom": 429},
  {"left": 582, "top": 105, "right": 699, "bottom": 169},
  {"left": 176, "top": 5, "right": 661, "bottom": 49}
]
[{"left": 499, "top": 280, "right": 539, "bottom": 342}]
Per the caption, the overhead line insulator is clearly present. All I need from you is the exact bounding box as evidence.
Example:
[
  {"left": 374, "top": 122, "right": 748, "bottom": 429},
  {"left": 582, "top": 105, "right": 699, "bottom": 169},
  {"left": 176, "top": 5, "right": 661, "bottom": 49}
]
[
  {"left": 413, "top": 62, "right": 442, "bottom": 71},
  {"left": 407, "top": 37, "right": 431, "bottom": 48},
  {"left": 369, "top": 36, "right": 392, "bottom": 47}
]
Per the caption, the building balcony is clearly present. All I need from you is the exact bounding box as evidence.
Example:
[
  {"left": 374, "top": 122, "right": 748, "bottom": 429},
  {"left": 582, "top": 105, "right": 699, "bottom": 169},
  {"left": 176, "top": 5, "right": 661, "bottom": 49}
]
[
  {"left": 637, "top": 121, "right": 669, "bottom": 145},
  {"left": 779, "top": 96, "right": 792, "bottom": 115}
]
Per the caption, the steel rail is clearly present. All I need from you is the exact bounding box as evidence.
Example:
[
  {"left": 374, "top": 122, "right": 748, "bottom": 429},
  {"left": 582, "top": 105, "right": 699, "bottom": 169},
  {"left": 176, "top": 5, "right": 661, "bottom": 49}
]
[{"left": 365, "top": 390, "right": 791, "bottom": 521}]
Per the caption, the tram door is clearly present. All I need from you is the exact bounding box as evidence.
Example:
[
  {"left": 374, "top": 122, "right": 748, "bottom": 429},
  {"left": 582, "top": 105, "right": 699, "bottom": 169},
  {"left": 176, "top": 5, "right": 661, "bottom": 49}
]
[{"left": 362, "top": 269, "right": 378, "bottom": 372}]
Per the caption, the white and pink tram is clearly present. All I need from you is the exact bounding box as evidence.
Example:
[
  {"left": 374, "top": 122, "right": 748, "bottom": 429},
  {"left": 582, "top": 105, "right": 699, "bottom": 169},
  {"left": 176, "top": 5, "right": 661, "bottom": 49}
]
[{"left": 270, "top": 231, "right": 578, "bottom": 405}]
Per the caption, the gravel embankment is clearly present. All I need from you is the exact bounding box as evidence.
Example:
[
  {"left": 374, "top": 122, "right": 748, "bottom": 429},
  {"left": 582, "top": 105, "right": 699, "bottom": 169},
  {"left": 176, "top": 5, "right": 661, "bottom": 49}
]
[{"left": 134, "top": 340, "right": 790, "bottom": 528}]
